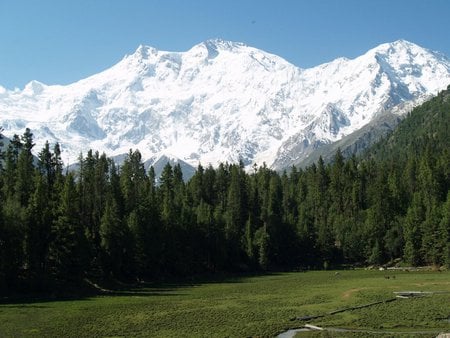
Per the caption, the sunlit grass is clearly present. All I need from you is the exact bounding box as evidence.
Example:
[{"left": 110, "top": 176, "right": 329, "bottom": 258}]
[{"left": 0, "top": 270, "right": 449, "bottom": 337}]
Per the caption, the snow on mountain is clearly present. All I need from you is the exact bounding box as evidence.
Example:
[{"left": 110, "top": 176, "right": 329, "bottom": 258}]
[{"left": 0, "top": 39, "right": 449, "bottom": 170}]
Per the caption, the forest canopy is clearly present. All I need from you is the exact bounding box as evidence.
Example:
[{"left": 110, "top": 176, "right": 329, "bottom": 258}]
[{"left": 0, "top": 87, "right": 449, "bottom": 293}]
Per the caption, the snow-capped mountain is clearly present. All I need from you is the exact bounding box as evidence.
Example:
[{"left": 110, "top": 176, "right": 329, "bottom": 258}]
[{"left": 0, "top": 39, "right": 449, "bottom": 170}]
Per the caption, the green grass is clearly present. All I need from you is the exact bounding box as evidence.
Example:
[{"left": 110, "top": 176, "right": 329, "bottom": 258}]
[{"left": 0, "top": 270, "right": 449, "bottom": 337}]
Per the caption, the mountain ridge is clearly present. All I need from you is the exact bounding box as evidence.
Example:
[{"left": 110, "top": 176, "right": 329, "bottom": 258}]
[{"left": 0, "top": 39, "right": 449, "bottom": 171}]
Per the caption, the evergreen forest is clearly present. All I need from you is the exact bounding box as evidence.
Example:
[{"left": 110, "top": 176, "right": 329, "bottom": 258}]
[{"left": 0, "top": 86, "right": 449, "bottom": 294}]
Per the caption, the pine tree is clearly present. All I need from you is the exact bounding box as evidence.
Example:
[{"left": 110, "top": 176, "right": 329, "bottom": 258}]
[
  {"left": 38, "top": 141, "right": 54, "bottom": 186},
  {"left": 224, "top": 164, "right": 247, "bottom": 268},
  {"left": 77, "top": 150, "right": 104, "bottom": 260},
  {"left": 0, "top": 196, "right": 26, "bottom": 290},
  {"left": 0, "top": 197, "right": 4, "bottom": 289},
  {"left": 157, "top": 163, "right": 183, "bottom": 273},
  {"left": 244, "top": 216, "right": 255, "bottom": 262},
  {"left": 420, "top": 203, "right": 442, "bottom": 266},
  {"left": 364, "top": 163, "right": 396, "bottom": 264},
  {"left": 2, "top": 139, "right": 21, "bottom": 202},
  {"left": 93, "top": 153, "right": 110, "bottom": 231},
  {"left": 254, "top": 225, "right": 269, "bottom": 270},
  {"left": 117, "top": 151, "right": 147, "bottom": 275},
  {"left": 188, "top": 163, "right": 204, "bottom": 207},
  {"left": 403, "top": 193, "right": 425, "bottom": 266},
  {"left": 125, "top": 210, "right": 140, "bottom": 276},
  {"left": 120, "top": 150, "right": 147, "bottom": 214},
  {"left": 145, "top": 165, "right": 161, "bottom": 255},
  {"left": 159, "top": 163, "right": 175, "bottom": 228},
  {"left": 52, "top": 143, "right": 64, "bottom": 181},
  {"left": 0, "top": 132, "right": 25, "bottom": 290},
  {"left": 266, "top": 175, "right": 282, "bottom": 264},
  {"left": 383, "top": 224, "right": 404, "bottom": 261},
  {"left": 438, "top": 192, "right": 450, "bottom": 267},
  {"left": 330, "top": 149, "right": 345, "bottom": 214},
  {"left": 49, "top": 174, "right": 88, "bottom": 281},
  {"left": 15, "top": 129, "right": 35, "bottom": 207},
  {"left": 99, "top": 197, "right": 127, "bottom": 278},
  {"left": 5, "top": 129, "right": 37, "bottom": 284},
  {"left": 0, "top": 126, "right": 4, "bottom": 170},
  {"left": 295, "top": 169, "right": 316, "bottom": 266},
  {"left": 196, "top": 200, "right": 215, "bottom": 270},
  {"left": 172, "top": 163, "right": 187, "bottom": 226},
  {"left": 26, "top": 173, "right": 52, "bottom": 282},
  {"left": 313, "top": 157, "right": 332, "bottom": 263}
]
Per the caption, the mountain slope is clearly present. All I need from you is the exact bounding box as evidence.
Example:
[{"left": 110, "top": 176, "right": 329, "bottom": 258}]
[
  {"left": 275, "top": 94, "right": 432, "bottom": 169},
  {"left": 0, "top": 133, "right": 8, "bottom": 168},
  {"left": 367, "top": 84, "right": 450, "bottom": 162},
  {"left": 0, "top": 39, "right": 449, "bottom": 170}
]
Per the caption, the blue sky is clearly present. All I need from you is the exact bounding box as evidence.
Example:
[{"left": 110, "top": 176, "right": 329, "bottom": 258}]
[{"left": 1, "top": 0, "right": 449, "bottom": 89}]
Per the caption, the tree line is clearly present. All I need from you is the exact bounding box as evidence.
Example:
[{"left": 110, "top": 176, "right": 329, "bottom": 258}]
[{"left": 0, "top": 88, "right": 449, "bottom": 293}]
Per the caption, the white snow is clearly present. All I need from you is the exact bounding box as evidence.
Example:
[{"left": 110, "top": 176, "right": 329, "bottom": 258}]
[{"left": 0, "top": 38, "right": 449, "bottom": 169}]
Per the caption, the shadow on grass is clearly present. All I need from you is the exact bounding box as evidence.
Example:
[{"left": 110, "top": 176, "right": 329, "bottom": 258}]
[
  {"left": 0, "top": 288, "right": 189, "bottom": 306},
  {"left": 0, "top": 271, "right": 284, "bottom": 306},
  {"left": 0, "top": 304, "right": 51, "bottom": 309},
  {"left": 126, "top": 270, "right": 287, "bottom": 293}
]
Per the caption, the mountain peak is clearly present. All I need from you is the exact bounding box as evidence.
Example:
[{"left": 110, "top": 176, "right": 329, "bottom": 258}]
[
  {"left": 388, "top": 39, "right": 418, "bottom": 48},
  {"left": 1, "top": 40, "right": 449, "bottom": 172},
  {"left": 23, "top": 80, "right": 46, "bottom": 95},
  {"left": 131, "top": 44, "right": 159, "bottom": 59},
  {"left": 362, "top": 39, "right": 450, "bottom": 84},
  {"left": 202, "top": 38, "right": 245, "bottom": 51},
  {"left": 368, "top": 39, "right": 418, "bottom": 55},
  {"left": 368, "top": 39, "right": 438, "bottom": 59},
  {"left": 128, "top": 39, "right": 246, "bottom": 62},
  {"left": 185, "top": 39, "right": 246, "bottom": 60}
]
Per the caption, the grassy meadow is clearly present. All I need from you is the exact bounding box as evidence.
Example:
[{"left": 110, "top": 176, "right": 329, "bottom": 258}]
[{"left": 0, "top": 269, "right": 449, "bottom": 337}]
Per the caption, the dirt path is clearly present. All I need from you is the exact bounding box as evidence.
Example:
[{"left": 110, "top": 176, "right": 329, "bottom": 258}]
[{"left": 341, "top": 287, "right": 366, "bottom": 299}]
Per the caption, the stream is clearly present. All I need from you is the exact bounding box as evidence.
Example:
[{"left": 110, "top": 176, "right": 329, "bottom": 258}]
[{"left": 277, "top": 327, "right": 444, "bottom": 337}]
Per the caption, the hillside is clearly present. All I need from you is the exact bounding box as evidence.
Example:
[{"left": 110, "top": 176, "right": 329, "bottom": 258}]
[
  {"left": 368, "top": 84, "right": 450, "bottom": 162},
  {"left": 276, "top": 94, "right": 431, "bottom": 168}
]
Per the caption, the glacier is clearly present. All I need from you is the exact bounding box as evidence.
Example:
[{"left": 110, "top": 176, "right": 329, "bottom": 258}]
[{"left": 0, "top": 39, "right": 449, "bottom": 170}]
